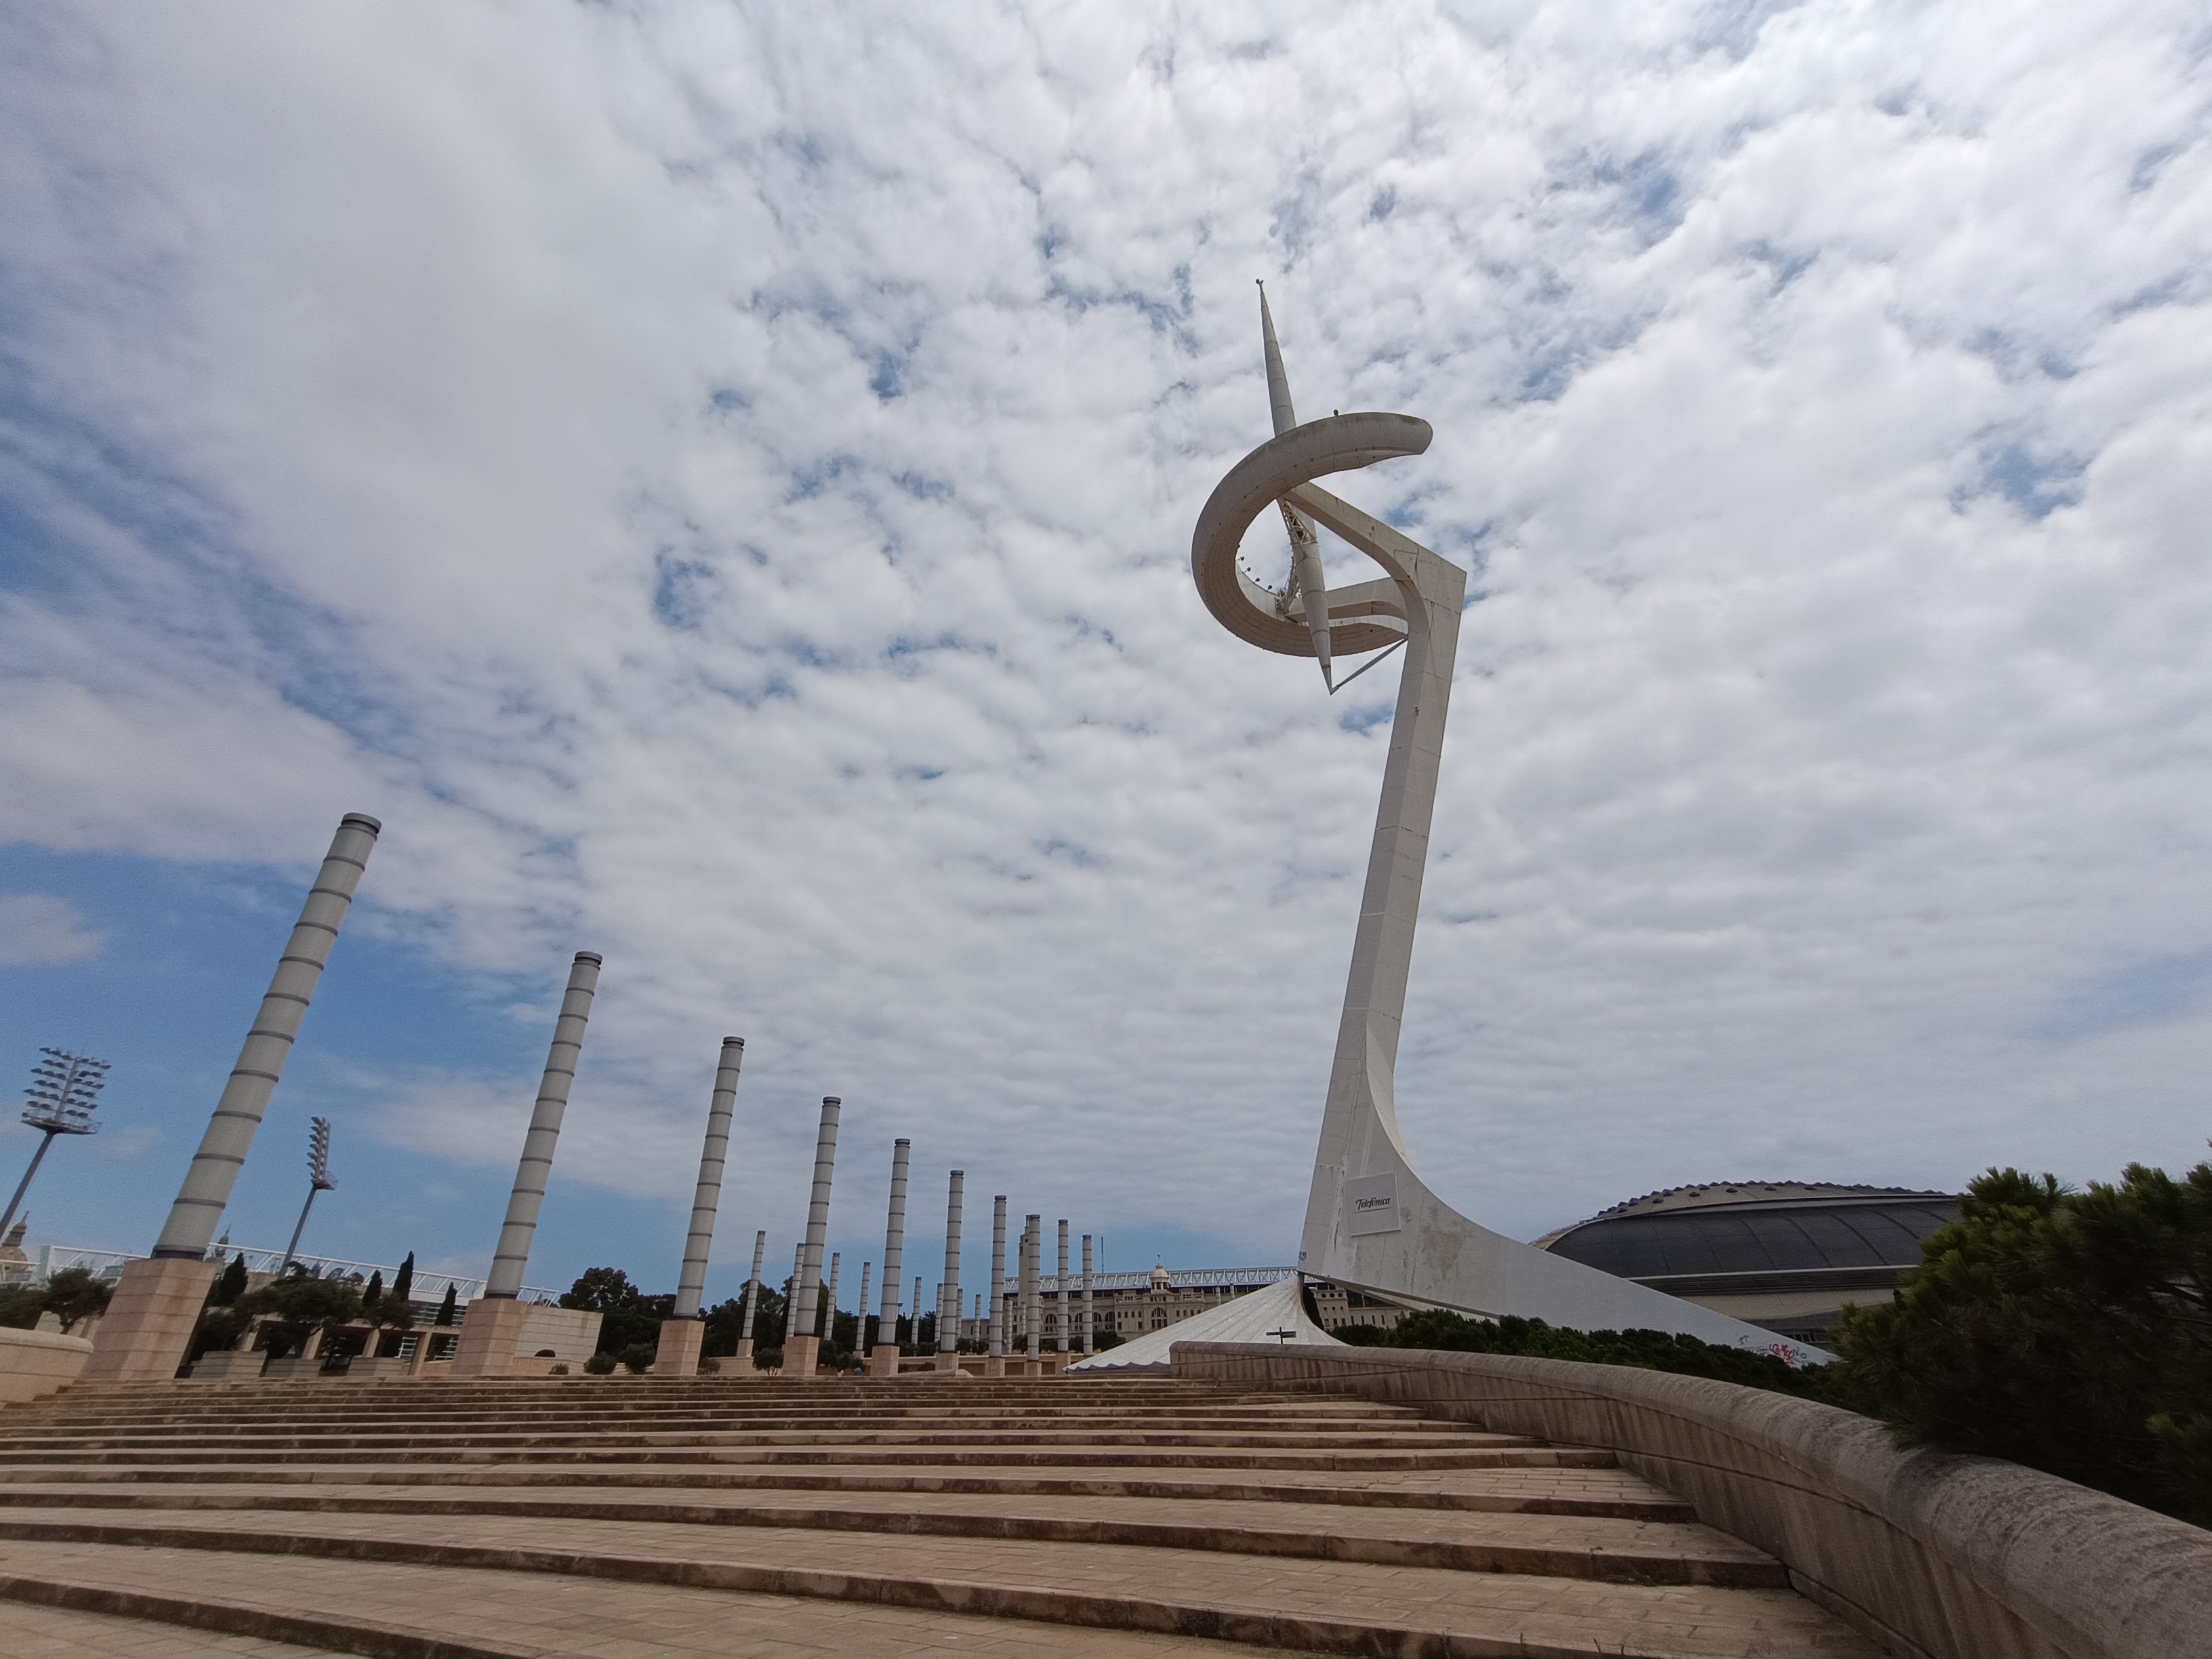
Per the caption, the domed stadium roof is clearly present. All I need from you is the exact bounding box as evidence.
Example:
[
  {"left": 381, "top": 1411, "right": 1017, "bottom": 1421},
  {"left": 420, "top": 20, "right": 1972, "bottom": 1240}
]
[{"left": 1538, "top": 1183, "right": 1958, "bottom": 1281}]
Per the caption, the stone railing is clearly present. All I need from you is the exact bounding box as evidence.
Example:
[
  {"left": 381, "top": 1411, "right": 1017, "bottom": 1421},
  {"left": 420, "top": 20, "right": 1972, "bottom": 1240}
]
[{"left": 1172, "top": 1341, "right": 2211, "bottom": 1659}]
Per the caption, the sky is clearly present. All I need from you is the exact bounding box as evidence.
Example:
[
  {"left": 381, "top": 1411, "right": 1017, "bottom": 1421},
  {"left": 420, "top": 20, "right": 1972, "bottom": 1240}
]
[{"left": 2, "top": 1, "right": 2209, "bottom": 1311}]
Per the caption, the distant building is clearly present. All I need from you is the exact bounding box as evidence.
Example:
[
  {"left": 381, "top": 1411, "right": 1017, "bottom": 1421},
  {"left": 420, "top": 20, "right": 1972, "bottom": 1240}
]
[
  {"left": 955, "top": 1263, "right": 1294, "bottom": 1345},
  {"left": 1534, "top": 1181, "right": 1959, "bottom": 1350}
]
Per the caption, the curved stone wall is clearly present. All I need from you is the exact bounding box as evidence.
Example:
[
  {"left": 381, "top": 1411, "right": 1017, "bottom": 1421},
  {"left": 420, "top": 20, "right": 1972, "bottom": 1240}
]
[
  {"left": 0, "top": 1327, "right": 93, "bottom": 1406},
  {"left": 1172, "top": 1340, "right": 2212, "bottom": 1659}
]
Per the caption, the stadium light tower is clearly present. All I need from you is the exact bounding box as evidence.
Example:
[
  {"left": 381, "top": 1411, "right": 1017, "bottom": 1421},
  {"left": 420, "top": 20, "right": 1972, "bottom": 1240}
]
[
  {"left": 2, "top": 1048, "right": 109, "bottom": 1235},
  {"left": 280, "top": 1117, "right": 336, "bottom": 1270}
]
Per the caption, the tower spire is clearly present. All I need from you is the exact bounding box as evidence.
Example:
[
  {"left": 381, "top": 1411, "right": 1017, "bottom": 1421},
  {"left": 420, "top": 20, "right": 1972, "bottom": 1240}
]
[
  {"left": 1258, "top": 280, "right": 1298, "bottom": 437},
  {"left": 1258, "top": 281, "right": 1332, "bottom": 689}
]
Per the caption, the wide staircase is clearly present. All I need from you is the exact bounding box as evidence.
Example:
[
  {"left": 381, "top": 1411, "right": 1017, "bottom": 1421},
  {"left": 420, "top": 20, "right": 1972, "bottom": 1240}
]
[{"left": 0, "top": 1376, "right": 1877, "bottom": 1658}]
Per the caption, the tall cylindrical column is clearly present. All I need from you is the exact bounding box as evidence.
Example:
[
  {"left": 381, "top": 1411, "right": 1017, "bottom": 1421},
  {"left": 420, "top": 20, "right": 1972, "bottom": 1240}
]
[
  {"left": 735, "top": 1229, "right": 767, "bottom": 1359},
  {"left": 671, "top": 1038, "right": 743, "bottom": 1320},
  {"left": 936, "top": 1170, "right": 964, "bottom": 1366},
  {"left": 825, "top": 1251, "right": 840, "bottom": 1341},
  {"left": 1023, "top": 1214, "right": 1042, "bottom": 1372},
  {"left": 785, "top": 1095, "right": 840, "bottom": 1376},
  {"left": 1082, "top": 1233, "right": 1094, "bottom": 1356},
  {"left": 153, "top": 813, "right": 381, "bottom": 1259},
  {"left": 1055, "top": 1220, "right": 1070, "bottom": 1358},
  {"left": 857, "top": 1260, "right": 872, "bottom": 1350},
  {"left": 869, "top": 1139, "right": 909, "bottom": 1375},
  {"left": 484, "top": 953, "right": 603, "bottom": 1298},
  {"left": 912, "top": 1276, "right": 922, "bottom": 1340},
  {"left": 986, "top": 1195, "right": 1007, "bottom": 1376}
]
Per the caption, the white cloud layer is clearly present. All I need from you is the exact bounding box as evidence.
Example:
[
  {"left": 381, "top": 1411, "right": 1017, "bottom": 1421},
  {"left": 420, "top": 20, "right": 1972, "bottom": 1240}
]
[
  {"left": 3, "top": 1, "right": 2210, "bottom": 1252},
  {"left": 0, "top": 895, "right": 104, "bottom": 966}
]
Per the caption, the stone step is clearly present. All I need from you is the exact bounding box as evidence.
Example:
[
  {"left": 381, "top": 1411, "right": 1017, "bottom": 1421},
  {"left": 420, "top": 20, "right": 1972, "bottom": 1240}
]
[
  {"left": 0, "top": 1483, "right": 1780, "bottom": 1586},
  {"left": 0, "top": 1441, "right": 1602, "bottom": 1471},
  {"left": 0, "top": 1508, "right": 1881, "bottom": 1657},
  {"left": 0, "top": 1429, "right": 1521, "bottom": 1458},
  {"left": 0, "top": 1462, "right": 1683, "bottom": 1518},
  {"left": 0, "top": 1412, "right": 1465, "bottom": 1439}
]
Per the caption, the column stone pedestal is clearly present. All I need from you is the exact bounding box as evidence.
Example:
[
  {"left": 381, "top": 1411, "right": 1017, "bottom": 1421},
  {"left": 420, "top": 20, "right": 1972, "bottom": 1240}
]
[
  {"left": 82, "top": 1256, "right": 219, "bottom": 1383},
  {"left": 653, "top": 1317, "right": 703, "bottom": 1377},
  {"left": 783, "top": 1334, "right": 821, "bottom": 1377},
  {"left": 448, "top": 1296, "right": 533, "bottom": 1379},
  {"left": 867, "top": 1342, "right": 901, "bottom": 1378},
  {"left": 733, "top": 1338, "right": 754, "bottom": 1365},
  {"left": 933, "top": 1351, "right": 960, "bottom": 1372}
]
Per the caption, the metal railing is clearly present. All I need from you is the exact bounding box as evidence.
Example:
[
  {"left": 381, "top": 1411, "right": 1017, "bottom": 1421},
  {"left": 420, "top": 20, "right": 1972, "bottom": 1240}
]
[{"left": 17, "top": 1243, "right": 560, "bottom": 1305}]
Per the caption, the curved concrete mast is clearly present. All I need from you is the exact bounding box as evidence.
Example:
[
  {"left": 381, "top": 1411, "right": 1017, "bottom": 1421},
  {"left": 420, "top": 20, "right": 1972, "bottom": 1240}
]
[{"left": 1189, "top": 290, "right": 1826, "bottom": 1362}]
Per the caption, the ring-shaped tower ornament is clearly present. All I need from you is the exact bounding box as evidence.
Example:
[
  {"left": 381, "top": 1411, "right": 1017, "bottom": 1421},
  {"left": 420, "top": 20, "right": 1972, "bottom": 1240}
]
[{"left": 1193, "top": 289, "right": 1827, "bottom": 1364}]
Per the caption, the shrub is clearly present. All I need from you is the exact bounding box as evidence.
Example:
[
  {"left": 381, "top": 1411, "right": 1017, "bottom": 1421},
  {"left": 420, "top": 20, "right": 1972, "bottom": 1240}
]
[
  {"left": 617, "top": 1341, "right": 657, "bottom": 1374},
  {"left": 1337, "top": 1308, "right": 1847, "bottom": 1404},
  {"left": 752, "top": 1345, "right": 783, "bottom": 1371},
  {"left": 1837, "top": 1158, "right": 2212, "bottom": 1527},
  {"left": 583, "top": 1351, "right": 617, "bottom": 1375}
]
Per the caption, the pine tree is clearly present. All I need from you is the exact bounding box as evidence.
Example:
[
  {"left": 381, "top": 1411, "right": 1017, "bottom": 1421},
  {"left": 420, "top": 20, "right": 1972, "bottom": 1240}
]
[{"left": 435, "top": 1284, "right": 458, "bottom": 1326}]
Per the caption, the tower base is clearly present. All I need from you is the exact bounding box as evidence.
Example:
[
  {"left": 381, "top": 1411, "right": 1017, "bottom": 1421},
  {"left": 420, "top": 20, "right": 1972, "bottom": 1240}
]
[{"left": 81, "top": 1256, "right": 218, "bottom": 1384}]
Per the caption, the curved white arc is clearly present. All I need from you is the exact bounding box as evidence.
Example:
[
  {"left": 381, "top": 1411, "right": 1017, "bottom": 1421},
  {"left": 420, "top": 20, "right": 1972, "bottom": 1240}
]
[{"left": 1191, "top": 413, "right": 1431, "bottom": 659}]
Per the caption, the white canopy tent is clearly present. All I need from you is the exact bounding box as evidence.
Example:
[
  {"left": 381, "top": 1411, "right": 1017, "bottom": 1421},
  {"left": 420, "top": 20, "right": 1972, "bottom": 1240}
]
[{"left": 1066, "top": 1275, "right": 1343, "bottom": 1372}]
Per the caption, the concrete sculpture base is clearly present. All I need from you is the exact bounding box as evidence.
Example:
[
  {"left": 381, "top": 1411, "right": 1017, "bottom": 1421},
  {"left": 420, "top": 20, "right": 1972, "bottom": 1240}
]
[
  {"left": 652, "top": 1317, "right": 703, "bottom": 1378},
  {"left": 867, "top": 1342, "right": 901, "bottom": 1378},
  {"left": 81, "top": 1256, "right": 218, "bottom": 1384},
  {"left": 447, "top": 1297, "right": 535, "bottom": 1379},
  {"left": 782, "top": 1334, "right": 821, "bottom": 1376}
]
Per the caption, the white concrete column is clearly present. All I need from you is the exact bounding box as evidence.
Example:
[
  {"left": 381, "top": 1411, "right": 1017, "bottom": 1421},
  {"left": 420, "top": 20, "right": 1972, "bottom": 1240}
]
[
  {"left": 857, "top": 1259, "right": 872, "bottom": 1349},
  {"left": 1082, "top": 1234, "right": 1094, "bottom": 1355},
  {"left": 936, "top": 1171, "right": 964, "bottom": 1365},
  {"left": 869, "top": 1139, "right": 909, "bottom": 1375},
  {"left": 485, "top": 953, "right": 602, "bottom": 1298},
  {"left": 672, "top": 1037, "right": 743, "bottom": 1320},
  {"left": 986, "top": 1195, "right": 1006, "bottom": 1376},
  {"left": 734, "top": 1229, "right": 766, "bottom": 1359},
  {"left": 786, "top": 1096, "right": 839, "bottom": 1376},
  {"left": 1055, "top": 1220, "right": 1070, "bottom": 1358},
  {"left": 1022, "top": 1214, "right": 1041, "bottom": 1372},
  {"left": 152, "top": 814, "right": 382, "bottom": 1259}
]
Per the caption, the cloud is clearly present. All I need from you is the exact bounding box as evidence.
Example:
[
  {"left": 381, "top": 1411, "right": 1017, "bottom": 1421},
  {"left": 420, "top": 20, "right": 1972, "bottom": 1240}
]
[
  {"left": 0, "top": 895, "right": 103, "bottom": 965},
  {"left": 1, "top": 0, "right": 2209, "bottom": 1260}
]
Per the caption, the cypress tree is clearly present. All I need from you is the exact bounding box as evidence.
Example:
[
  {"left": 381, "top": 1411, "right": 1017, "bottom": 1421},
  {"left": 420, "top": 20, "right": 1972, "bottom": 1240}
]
[
  {"left": 363, "top": 1270, "right": 384, "bottom": 1311},
  {"left": 435, "top": 1284, "right": 458, "bottom": 1326},
  {"left": 210, "top": 1253, "right": 249, "bottom": 1307},
  {"left": 391, "top": 1252, "right": 415, "bottom": 1307}
]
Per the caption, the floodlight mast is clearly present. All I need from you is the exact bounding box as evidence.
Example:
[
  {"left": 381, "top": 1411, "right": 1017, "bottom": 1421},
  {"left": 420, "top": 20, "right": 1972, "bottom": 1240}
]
[
  {"left": 1, "top": 1048, "right": 109, "bottom": 1235},
  {"left": 280, "top": 1115, "right": 337, "bottom": 1271}
]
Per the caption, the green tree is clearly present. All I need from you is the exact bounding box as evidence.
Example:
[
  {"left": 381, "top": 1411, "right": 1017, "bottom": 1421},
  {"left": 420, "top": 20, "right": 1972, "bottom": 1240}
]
[
  {"left": 41, "top": 1267, "right": 113, "bottom": 1334},
  {"left": 390, "top": 1252, "right": 415, "bottom": 1308},
  {"left": 362, "top": 1269, "right": 384, "bottom": 1313},
  {"left": 0, "top": 1285, "right": 44, "bottom": 1330},
  {"left": 239, "top": 1267, "right": 364, "bottom": 1358},
  {"left": 560, "top": 1266, "right": 673, "bottom": 1356},
  {"left": 1838, "top": 1158, "right": 2212, "bottom": 1526},
  {"left": 434, "top": 1284, "right": 458, "bottom": 1326}
]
